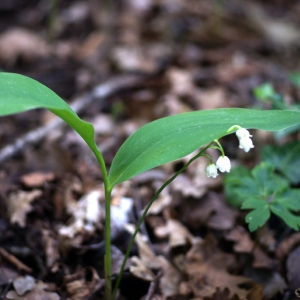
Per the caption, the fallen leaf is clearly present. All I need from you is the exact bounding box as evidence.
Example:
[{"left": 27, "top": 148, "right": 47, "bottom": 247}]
[
  {"left": 224, "top": 226, "right": 276, "bottom": 269},
  {"left": 6, "top": 190, "right": 42, "bottom": 227},
  {"left": 20, "top": 172, "right": 55, "bottom": 188},
  {"left": 0, "top": 27, "right": 50, "bottom": 66},
  {"left": 6, "top": 279, "right": 60, "bottom": 300},
  {"left": 64, "top": 268, "right": 102, "bottom": 300}
]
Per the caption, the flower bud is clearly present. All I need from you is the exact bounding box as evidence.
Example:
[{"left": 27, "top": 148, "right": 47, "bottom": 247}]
[
  {"left": 206, "top": 164, "right": 218, "bottom": 178},
  {"left": 216, "top": 156, "right": 231, "bottom": 173}
]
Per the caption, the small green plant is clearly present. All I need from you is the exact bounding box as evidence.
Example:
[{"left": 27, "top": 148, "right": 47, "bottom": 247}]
[
  {"left": 224, "top": 81, "right": 300, "bottom": 233},
  {"left": 1, "top": 72, "right": 300, "bottom": 299},
  {"left": 224, "top": 161, "right": 300, "bottom": 232}
]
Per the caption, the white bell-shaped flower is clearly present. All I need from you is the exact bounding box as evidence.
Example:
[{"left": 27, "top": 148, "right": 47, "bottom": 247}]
[
  {"left": 236, "top": 128, "right": 254, "bottom": 152},
  {"left": 236, "top": 128, "right": 252, "bottom": 139},
  {"left": 239, "top": 137, "right": 254, "bottom": 152},
  {"left": 206, "top": 164, "right": 218, "bottom": 178},
  {"left": 216, "top": 156, "right": 231, "bottom": 173}
]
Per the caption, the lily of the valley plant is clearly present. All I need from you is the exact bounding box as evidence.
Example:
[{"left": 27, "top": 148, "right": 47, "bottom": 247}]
[{"left": 0, "top": 73, "right": 299, "bottom": 300}]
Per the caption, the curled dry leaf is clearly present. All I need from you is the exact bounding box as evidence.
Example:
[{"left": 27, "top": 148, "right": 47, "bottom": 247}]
[
  {"left": 6, "top": 190, "right": 42, "bottom": 227},
  {"left": 123, "top": 224, "right": 182, "bottom": 297}
]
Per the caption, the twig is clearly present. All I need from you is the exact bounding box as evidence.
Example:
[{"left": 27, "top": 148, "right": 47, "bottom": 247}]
[
  {"left": 0, "top": 74, "right": 145, "bottom": 163},
  {"left": 0, "top": 247, "right": 33, "bottom": 273},
  {"left": 145, "top": 270, "right": 162, "bottom": 300}
]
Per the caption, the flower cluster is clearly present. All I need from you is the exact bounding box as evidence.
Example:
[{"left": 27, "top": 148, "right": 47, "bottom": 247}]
[
  {"left": 206, "top": 128, "right": 254, "bottom": 178},
  {"left": 236, "top": 128, "right": 254, "bottom": 153}
]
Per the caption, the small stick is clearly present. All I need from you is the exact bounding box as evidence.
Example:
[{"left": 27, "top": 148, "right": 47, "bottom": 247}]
[{"left": 0, "top": 247, "right": 33, "bottom": 273}]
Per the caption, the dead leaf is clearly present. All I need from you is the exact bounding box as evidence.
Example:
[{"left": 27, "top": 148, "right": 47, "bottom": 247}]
[
  {"left": 20, "top": 172, "right": 55, "bottom": 188},
  {"left": 64, "top": 268, "right": 102, "bottom": 300},
  {"left": 6, "top": 278, "right": 60, "bottom": 300},
  {"left": 0, "top": 27, "right": 50, "bottom": 66},
  {"left": 155, "top": 219, "right": 200, "bottom": 249},
  {"left": 58, "top": 189, "right": 102, "bottom": 238},
  {"left": 276, "top": 232, "right": 300, "bottom": 260},
  {"left": 124, "top": 224, "right": 182, "bottom": 296},
  {"left": 42, "top": 229, "right": 60, "bottom": 268},
  {"left": 194, "top": 87, "right": 229, "bottom": 110},
  {"left": 287, "top": 245, "right": 300, "bottom": 292},
  {"left": 6, "top": 190, "right": 42, "bottom": 227},
  {"left": 224, "top": 226, "right": 276, "bottom": 269}
]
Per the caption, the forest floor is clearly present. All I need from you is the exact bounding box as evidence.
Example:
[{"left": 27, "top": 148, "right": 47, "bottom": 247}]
[{"left": 1, "top": 1, "right": 300, "bottom": 299}]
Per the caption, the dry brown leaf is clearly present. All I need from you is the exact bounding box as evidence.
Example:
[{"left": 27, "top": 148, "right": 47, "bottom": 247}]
[
  {"left": 167, "top": 68, "right": 195, "bottom": 97},
  {"left": 224, "top": 226, "right": 276, "bottom": 269},
  {"left": 64, "top": 268, "right": 102, "bottom": 300},
  {"left": 6, "top": 278, "right": 60, "bottom": 300},
  {"left": 194, "top": 87, "right": 229, "bottom": 110},
  {"left": 20, "top": 172, "right": 55, "bottom": 188},
  {"left": 276, "top": 232, "right": 300, "bottom": 260},
  {"left": 0, "top": 28, "right": 50, "bottom": 66},
  {"left": 6, "top": 190, "right": 42, "bottom": 227},
  {"left": 124, "top": 224, "right": 182, "bottom": 296},
  {"left": 186, "top": 260, "right": 251, "bottom": 299},
  {"left": 184, "top": 235, "right": 253, "bottom": 299},
  {"left": 155, "top": 219, "right": 200, "bottom": 249}
]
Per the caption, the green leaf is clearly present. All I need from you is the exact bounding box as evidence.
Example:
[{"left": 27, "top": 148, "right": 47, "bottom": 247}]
[
  {"left": 251, "top": 162, "right": 289, "bottom": 196},
  {"left": 224, "top": 166, "right": 257, "bottom": 207},
  {"left": 270, "top": 203, "right": 300, "bottom": 231},
  {"left": 275, "top": 189, "right": 300, "bottom": 211},
  {"left": 242, "top": 197, "right": 270, "bottom": 232},
  {"left": 289, "top": 72, "right": 300, "bottom": 89},
  {"left": 261, "top": 142, "right": 300, "bottom": 185},
  {"left": 0, "top": 72, "right": 100, "bottom": 161},
  {"left": 108, "top": 108, "right": 300, "bottom": 186},
  {"left": 253, "top": 83, "right": 275, "bottom": 101}
]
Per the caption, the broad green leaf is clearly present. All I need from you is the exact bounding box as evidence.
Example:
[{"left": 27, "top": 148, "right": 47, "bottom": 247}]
[
  {"left": 242, "top": 197, "right": 270, "bottom": 232},
  {"left": 108, "top": 109, "right": 300, "bottom": 186},
  {"left": 0, "top": 72, "right": 100, "bottom": 160},
  {"left": 270, "top": 203, "right": 300, "bottom": 231},
  {"left": 261, "top": 142, "right": 300, "bottom": 185}
]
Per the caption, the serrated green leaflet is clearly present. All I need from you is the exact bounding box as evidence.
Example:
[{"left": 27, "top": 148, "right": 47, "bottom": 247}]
[
  {"left": 0, "top": 72, "right": 100, "bottom": 159},
  {"left": 108, "top": 109, "right": 300, "bottom": 187},
  {"left": 270, "top": 203, "right": 300, "bottom": 231},
  {"left": 242, "top": 197, "right": 270, "bottom": 232},
  {"left": 262, "top": 142, "right": 300, "bottom": 185}
]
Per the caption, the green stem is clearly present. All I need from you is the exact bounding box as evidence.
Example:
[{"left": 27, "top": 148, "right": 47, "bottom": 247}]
[
  {"left": 104, "top": 188, "right": 112, "bottom": 300},
  {"left": 112, "top": 143, "right": 213, "bottom": 298},
  {"left": 92, "top": 147, "right": 112, "bottom": 300}
]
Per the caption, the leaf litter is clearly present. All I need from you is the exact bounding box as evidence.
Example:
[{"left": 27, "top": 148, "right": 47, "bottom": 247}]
[{"left": 1, "top": 0, "right": 300, "bottom": 299}]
